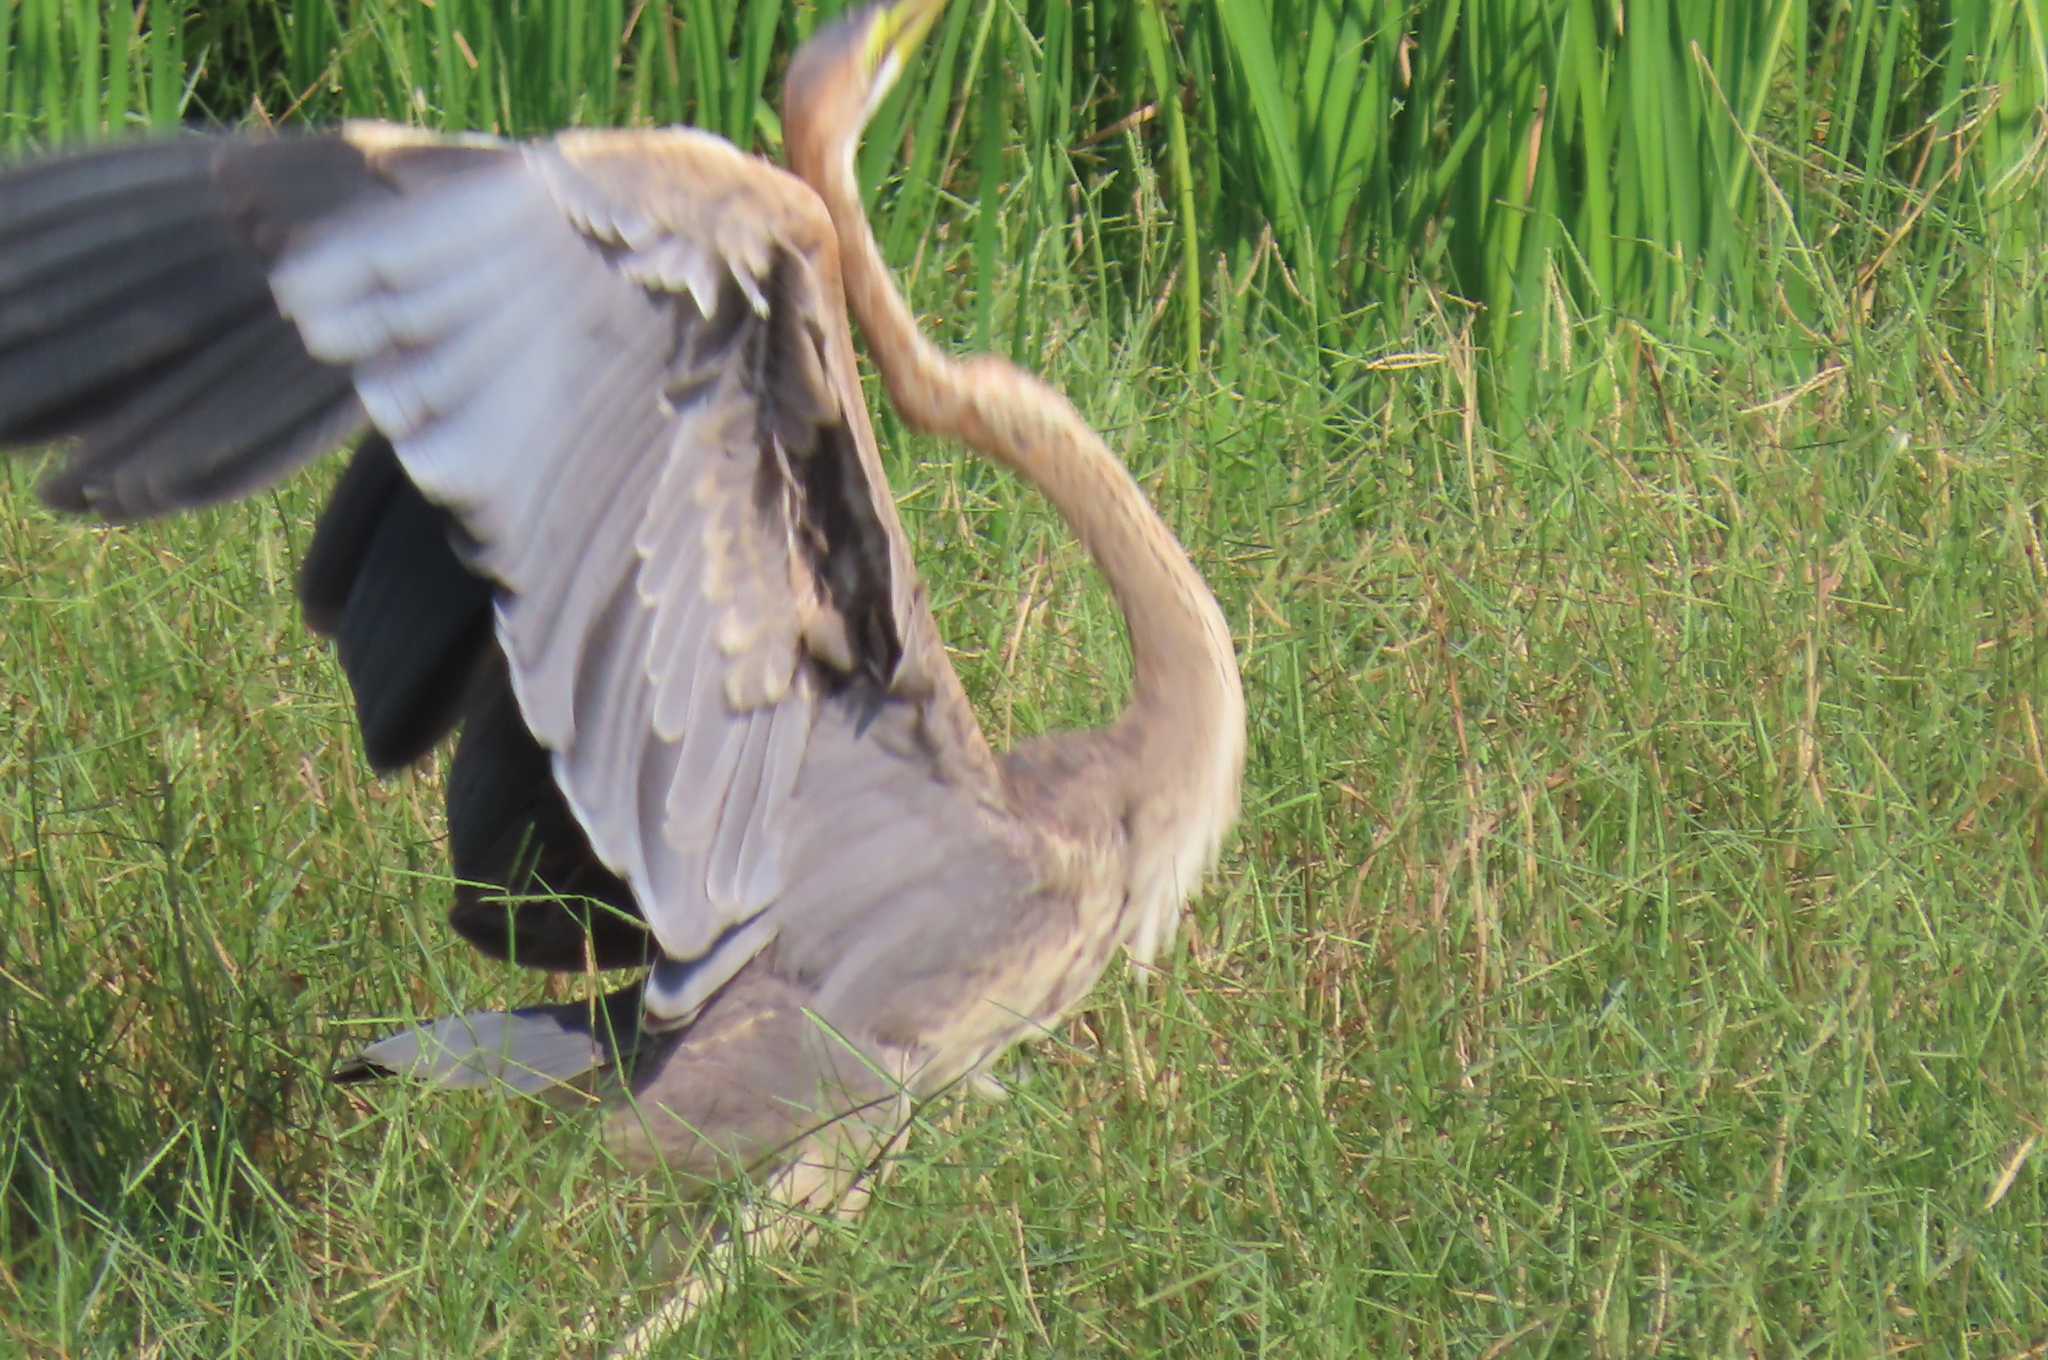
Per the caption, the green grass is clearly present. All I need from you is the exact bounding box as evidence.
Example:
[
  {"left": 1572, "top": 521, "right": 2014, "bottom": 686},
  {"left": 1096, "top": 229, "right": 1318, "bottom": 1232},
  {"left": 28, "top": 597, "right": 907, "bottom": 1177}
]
[{"left": 6, "top": 2, "right": 2048, "bottom": 1357}]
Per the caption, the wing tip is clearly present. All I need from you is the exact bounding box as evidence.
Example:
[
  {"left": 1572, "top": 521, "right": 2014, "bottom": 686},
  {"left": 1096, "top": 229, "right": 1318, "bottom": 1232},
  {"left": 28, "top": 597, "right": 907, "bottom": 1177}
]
[
  {"left": 36, "top": 461, "right": 155, "bottom": 523},
  {"left": 330, "top": 1056, "right": 396, "bottom": 1086}
]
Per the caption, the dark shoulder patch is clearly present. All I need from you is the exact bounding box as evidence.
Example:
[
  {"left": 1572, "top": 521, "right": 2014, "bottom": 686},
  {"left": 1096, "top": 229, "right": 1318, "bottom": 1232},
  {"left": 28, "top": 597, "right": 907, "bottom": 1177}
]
[{"left": 754, "top": 253, "right": 902, "bottom": 698}]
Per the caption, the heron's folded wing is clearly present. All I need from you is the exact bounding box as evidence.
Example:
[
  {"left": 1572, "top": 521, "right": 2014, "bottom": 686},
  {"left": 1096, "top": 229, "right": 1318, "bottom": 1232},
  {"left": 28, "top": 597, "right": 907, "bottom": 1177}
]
[{"left": 0, "top": 124, "right": 1011, "bottom": 1009}]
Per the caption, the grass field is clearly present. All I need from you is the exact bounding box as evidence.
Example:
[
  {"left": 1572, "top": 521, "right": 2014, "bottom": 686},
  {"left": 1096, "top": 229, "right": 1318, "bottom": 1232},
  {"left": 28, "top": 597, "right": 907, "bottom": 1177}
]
[{"left": 6, "top": 3, "right": 2048, "bottom": 1358}]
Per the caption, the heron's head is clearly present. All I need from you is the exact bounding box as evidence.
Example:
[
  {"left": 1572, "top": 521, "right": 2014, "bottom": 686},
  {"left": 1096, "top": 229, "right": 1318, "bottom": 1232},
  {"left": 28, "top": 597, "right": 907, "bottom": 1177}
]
[{"left": 784, "top": 0, "right": 948, "bottom": 185}]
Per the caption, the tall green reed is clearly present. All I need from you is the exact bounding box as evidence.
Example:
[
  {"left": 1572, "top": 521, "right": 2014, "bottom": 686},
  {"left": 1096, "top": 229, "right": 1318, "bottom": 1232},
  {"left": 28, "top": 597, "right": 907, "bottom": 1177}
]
[{"left": 3, "top": 2, "right": 2043, "bottom": 410}]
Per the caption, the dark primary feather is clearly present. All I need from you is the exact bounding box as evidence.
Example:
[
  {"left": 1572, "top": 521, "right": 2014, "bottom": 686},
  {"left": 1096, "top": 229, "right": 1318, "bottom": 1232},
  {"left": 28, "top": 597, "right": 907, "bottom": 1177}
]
[
  {"left": 0, "top": 136, "right": 513, "bottom": 517},
  {"left": 299, "top": 445, "right": 652, "bottom": 967},
  {"left": 0, "top": 140, "right": 218, "bottom": 236},
  {"left": 446, "top": 661, "right": 652, "bottom": 970},
  {"left": 299, "top": 434, "right": 411, "bottom": 635},
  {"left": 299, "top": 437, "right": 496, "bottom": 771},
  {"left": 0, "top": 140, "right": 377, "bottom": 513}
]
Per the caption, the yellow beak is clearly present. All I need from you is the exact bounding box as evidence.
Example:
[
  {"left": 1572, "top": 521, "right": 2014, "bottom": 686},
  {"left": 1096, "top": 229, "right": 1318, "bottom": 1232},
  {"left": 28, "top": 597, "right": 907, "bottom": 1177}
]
[{"left": 868, "top": 0, "right": 949, "bottom": 76}]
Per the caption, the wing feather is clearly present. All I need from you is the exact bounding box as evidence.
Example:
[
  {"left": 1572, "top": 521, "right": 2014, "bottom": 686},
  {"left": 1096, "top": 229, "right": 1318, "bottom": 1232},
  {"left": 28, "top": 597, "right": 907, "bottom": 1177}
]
[
  {"left": 2, "top": 123, "right": 1025, "bottom": 1028},
  {"left": 353, "top": 128, "right": 1011, "bottom": 993},
  {"left": 706, "top": 708, "right": 775, "bottom": 905}
]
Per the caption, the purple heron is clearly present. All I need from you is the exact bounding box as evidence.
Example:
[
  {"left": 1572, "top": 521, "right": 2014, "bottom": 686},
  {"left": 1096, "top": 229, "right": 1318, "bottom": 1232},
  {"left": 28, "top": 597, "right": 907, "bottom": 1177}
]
[{"left": 1, "top": 0, "right": 1243, "bottom": 1340}]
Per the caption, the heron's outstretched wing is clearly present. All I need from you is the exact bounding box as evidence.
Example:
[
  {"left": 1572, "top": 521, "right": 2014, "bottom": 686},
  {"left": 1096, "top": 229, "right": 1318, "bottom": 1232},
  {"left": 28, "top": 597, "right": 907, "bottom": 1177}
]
[{"left": 0, "top": 124, "right": 1022, "bottom": 1020}]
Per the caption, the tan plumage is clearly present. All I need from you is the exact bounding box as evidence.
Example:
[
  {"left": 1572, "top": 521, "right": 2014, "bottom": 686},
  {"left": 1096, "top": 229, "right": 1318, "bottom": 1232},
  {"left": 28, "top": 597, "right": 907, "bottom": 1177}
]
[{"left": 1, "top": 0, "right": 1243, "bottom": 1345}]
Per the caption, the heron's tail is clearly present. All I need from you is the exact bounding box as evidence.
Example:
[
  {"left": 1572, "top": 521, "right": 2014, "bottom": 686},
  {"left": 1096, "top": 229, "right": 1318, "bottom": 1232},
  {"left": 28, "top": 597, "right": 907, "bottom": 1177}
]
[{"left": 334, "top": 983, "right": 644, "bottom": 1095}]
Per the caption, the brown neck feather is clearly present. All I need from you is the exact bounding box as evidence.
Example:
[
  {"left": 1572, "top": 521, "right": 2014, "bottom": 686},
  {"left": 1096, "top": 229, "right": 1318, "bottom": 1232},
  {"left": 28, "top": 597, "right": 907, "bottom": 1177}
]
[{"left": 797, "top": 143, "right": 1245, "bottom": 827}]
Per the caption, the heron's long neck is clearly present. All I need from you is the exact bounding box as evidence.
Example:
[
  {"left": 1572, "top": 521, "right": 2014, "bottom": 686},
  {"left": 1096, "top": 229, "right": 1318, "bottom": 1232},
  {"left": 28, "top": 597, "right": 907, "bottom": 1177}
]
[{"left": 810, "top": 152, "right": 1244, "bottom": 809}]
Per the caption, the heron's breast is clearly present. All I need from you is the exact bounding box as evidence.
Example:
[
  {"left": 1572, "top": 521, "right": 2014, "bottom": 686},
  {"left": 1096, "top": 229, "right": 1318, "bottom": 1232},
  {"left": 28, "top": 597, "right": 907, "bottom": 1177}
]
[{"left": 900, "top": 879, "right": 1131, "bottom": 1095}]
